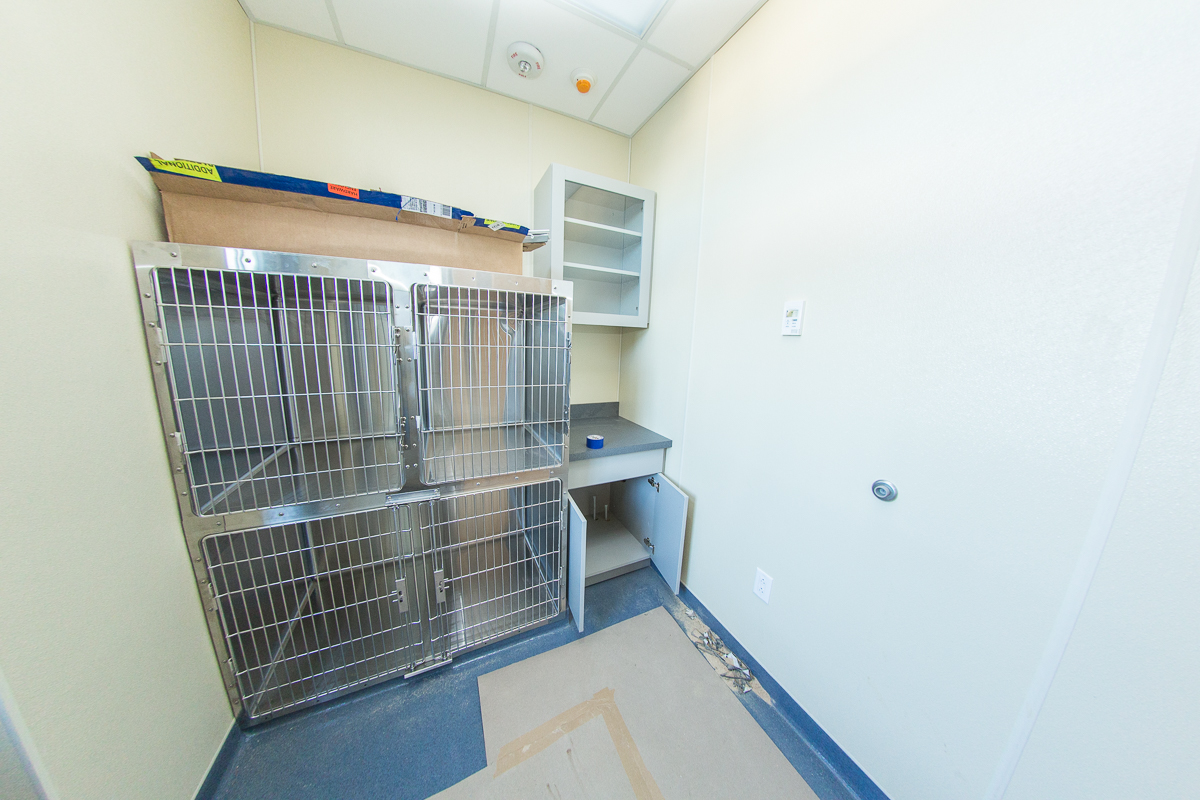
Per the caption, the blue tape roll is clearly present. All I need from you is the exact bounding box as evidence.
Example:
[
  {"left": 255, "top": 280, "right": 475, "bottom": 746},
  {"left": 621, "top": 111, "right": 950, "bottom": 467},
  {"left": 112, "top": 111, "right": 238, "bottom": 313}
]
[{"left": 586, "top": 434, "right": 604, "bottom": 450}]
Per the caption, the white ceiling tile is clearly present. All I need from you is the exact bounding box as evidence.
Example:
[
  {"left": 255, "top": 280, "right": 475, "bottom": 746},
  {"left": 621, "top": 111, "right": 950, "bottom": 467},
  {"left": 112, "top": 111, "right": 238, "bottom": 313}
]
[
  {"left": 647, "top": 0, "right": 762, "bottom": 67},
  {"left": 592, "top": 48, "right": 690, "bottom": 134},
  {"left": 243, "top": 0, "right": 338, "bottom": 40},
  {"left": 332, "top": 0, "right": 494, "bottom": 84},
  {"left": 486, "top": 0, "right": 637, "bottom": 120}
]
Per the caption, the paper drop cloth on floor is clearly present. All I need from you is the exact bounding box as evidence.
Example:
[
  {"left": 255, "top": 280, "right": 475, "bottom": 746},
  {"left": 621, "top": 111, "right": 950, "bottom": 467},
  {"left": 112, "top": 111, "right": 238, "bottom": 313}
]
[{"left": 432, "top": 606, "right": 817, "bottom": 799}]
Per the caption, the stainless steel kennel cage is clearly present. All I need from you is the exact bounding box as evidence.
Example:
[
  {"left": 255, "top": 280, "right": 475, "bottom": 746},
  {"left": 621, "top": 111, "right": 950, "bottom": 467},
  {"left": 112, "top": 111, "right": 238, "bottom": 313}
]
[{"left": 133, "top": 242, "right": 571, "bottom": 724}]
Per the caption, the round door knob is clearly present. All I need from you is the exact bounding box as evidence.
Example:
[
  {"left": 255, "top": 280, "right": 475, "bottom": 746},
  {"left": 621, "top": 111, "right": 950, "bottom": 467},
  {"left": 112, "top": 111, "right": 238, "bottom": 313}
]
[{"left": 872, "top": 480, "right": 898, "bottom": 502}]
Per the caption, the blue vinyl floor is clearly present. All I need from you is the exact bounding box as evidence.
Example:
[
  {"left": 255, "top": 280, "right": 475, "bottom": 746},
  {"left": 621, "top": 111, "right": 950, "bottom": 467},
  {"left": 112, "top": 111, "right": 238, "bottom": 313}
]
[{"left": 208, "top": 567, "right": 860, "bottom": 800}]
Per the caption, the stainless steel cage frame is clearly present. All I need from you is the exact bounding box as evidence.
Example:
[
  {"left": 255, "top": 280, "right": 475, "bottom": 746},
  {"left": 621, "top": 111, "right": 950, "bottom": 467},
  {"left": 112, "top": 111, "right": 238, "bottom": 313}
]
[{"left": 133, "top": 242, "right": 572, "bottom": 725}]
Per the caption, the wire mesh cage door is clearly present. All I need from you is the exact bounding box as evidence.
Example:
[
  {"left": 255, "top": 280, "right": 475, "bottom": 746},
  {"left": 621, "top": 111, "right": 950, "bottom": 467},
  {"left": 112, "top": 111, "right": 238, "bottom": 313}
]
[
  {"left": 153, "top": 267, "right": 404, "bottom": 518},
  {"left": 200, "top": 504, "right": 451, "bottom": 723},
  {"left": 416, "top": 479, "right": 564, "bottom": 657},
  {"left": 413, "top": 285, "right": 569, "bottom": 485}
]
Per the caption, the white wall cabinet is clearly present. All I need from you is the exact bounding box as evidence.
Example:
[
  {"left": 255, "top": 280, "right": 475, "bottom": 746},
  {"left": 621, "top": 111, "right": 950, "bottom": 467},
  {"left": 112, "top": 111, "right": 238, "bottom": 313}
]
[
  {"left": 566, "top": 473, "right": 688, "bottom": 633},
  {"left": 535, "top": 164, "right": 656, "bottom": 328}
]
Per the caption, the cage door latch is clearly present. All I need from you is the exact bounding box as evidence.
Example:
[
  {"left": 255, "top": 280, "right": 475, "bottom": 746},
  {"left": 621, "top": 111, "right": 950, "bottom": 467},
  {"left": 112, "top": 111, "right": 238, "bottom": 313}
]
[
  {"left": 434, "top": 570, "right": 449, "bottom": 604},
  {"left": 393, "top": 577, "right": 409, "bottom": 613}
]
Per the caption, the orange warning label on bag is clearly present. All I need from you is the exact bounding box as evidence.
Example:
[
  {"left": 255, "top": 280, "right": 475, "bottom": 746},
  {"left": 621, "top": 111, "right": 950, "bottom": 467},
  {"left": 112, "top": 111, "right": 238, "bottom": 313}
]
[{"left": 327, "top": 183, "right": 360, "bottom": 199}]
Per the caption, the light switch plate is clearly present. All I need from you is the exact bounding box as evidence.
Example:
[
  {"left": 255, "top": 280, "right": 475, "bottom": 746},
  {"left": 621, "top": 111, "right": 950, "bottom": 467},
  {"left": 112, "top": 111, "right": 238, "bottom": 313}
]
[{"left": 782, "top": 300, "right": 805, "bottom": 336}]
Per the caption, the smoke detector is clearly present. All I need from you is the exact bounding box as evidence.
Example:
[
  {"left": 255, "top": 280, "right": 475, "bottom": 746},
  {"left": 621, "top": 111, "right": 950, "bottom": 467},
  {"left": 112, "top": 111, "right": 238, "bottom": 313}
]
[
  {"left": 572, "top": 69, "right": 595, "bottom": 94},
  {"left": 507, "top": 42, "right": 544, "bottom": 79}
]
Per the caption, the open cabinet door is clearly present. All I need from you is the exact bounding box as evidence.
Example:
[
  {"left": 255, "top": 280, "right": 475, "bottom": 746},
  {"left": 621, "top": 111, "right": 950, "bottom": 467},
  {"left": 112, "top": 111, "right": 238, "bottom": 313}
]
[
  {"left": 650, "top": 473, "right": 688, "bottom": 594},
  {"left": 617, "top": 473, "right": 689, "bottom": 595},
  {"left": 567, "top": 493, "right": 587, "bottom": 633}
]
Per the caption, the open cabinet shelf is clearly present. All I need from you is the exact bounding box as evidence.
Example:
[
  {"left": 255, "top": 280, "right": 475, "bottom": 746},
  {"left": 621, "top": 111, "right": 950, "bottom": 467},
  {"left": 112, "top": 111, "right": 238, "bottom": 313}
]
[
  {"left": 535, "top": 164, "right": 656, "bottom": 328},
  {"left": 563, "top": 261, "right": 640, "bottom": 283}
]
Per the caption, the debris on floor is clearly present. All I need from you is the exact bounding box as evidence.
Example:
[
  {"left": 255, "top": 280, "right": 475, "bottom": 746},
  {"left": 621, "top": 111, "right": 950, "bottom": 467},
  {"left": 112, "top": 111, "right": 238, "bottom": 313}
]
[{"left": 667, "top": 601, "right": 772, "bottom": 704}]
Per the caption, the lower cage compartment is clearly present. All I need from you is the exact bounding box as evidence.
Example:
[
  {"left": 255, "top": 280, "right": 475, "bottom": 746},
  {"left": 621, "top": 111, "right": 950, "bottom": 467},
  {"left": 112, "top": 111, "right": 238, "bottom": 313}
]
[{"left": 201, "top": 479, "right": 564, "bottom": 725}]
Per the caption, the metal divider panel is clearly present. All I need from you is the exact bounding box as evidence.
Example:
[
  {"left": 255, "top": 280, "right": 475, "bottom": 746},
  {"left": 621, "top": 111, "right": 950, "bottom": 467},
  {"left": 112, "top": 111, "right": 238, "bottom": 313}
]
[
  {"left": 200, "top": 507, "right": 424, "bottom": 723},
  {"left": 412, "top": 284, "right": 569, "bottom": 485},
  {"left": 414, "top": 479, "right": 564, "bottom": 655},
  {"left": 154, "top": 267, "right": 403, "bottom": 517}
]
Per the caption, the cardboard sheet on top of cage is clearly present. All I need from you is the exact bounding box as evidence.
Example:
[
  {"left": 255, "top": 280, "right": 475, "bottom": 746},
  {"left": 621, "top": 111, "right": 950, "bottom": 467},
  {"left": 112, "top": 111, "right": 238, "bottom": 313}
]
[
  {"left": 433, "top": 607, "right": 816, "bottom": 800},
  {"left": 136, "top": 156, "right": 537, "bottom": 274}
]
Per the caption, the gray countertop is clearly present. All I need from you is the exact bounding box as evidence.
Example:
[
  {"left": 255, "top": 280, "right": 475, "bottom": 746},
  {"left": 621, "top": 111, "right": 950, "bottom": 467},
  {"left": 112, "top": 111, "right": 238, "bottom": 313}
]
[{"left": 569, "top": 404, "right": 672, "bottom": 462}]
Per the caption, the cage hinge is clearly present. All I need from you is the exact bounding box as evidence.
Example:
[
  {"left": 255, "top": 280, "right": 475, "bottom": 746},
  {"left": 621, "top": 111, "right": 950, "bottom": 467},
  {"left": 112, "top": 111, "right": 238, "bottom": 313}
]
[
  {"left": 647, "top": 476, "right": 660, "bottom": 492},
  {"left": 393, "top": 577, "right": 409, "bottom": 613},
  {"left": 434, "top": 569, "right": 449, "bottom": 604}
]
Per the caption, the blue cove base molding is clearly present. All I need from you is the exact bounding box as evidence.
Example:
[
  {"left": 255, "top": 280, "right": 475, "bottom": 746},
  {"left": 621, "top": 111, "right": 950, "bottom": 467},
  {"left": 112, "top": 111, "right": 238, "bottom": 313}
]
[{"left": 679, "top": 584, "right": 891, "bottom": 800}]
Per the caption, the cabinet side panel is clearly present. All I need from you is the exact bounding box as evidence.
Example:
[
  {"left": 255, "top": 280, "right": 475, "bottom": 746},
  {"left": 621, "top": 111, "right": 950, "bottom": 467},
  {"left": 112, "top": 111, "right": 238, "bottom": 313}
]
[{"left": 567, "top": 494, "right": 587, "bottom": 633}]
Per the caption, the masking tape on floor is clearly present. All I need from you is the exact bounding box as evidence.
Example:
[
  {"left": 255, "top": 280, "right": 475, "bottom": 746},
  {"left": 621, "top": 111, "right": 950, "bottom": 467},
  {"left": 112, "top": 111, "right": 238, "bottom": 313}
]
[{"left": 493, "top": 687, "right": 664, "bottom": 800}]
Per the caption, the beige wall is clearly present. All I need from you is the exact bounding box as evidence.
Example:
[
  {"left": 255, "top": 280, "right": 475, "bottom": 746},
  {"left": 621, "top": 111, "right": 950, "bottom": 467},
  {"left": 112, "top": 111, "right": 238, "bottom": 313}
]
[
  {"left": 623, "top": 62, "right": 711, "bottom": 483},
  {"left": 623, "top": 0, "right": 1200, "bottom": 798},
  {"left": 252, "top": 26, "right": 626, "bottom": 402},
  {"left": 0, "top": 1, "right": 258, "bottom": 798},
  {"left": 0, "top": 8, "right": 629, "bottom": 799}
]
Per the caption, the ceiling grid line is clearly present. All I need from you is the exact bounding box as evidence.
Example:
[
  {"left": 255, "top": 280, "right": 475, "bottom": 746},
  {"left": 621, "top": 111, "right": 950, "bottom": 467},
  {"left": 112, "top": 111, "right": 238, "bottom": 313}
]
[
  {"left": 640, "top": 42, "right": 694, "bottom": 71},
  {"left": 587, "top": 44, "right": 642, "bottom": 123},
  {"left": 540, "top": 0, "right": 645, "bottom": 45},
  {"left": 626, "top": 0, "right": 772, "bottom": 137},
  {"left": 323, "top": 0, "right": 345, "bottom": 44},
  {"left": 589, "top": 0, "right": 674, "bottom": 124},
  {"left": 643, "top": 0, "right": 679, "bottom": 51},
  {"left": 537, "top": 0, "right": 698, "bottom": 70},
  {"left": 480, "top": 0, "right": 502, "bottom": 85}
]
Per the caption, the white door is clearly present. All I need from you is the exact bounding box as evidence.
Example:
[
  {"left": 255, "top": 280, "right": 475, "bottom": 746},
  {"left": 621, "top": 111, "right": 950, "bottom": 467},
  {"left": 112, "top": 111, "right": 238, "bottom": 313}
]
[
  {"left": 567, "top": 493, "right": 587, "bottom": 632},
  {"left": 618, "top": 473, "right": 689, "bottom": 595},
  {"left": 650, "top": 473, "right": 688, "bottom": 594}
]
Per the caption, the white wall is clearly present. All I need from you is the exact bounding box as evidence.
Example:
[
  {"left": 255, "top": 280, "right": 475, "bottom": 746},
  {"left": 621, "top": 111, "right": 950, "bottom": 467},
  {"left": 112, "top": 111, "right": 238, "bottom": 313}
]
[
  {"left": 252, "top": 25, "right": 627, "bottom": 402},
  {"left": 0, "top": 1, "right": 258, "bottom": 798},
  {"left": 0, "top": 727, "right": 39, "bottom": 800},
  {"left": 1, "top": 673, "right": 41, "bottom": 800},
  {"left": 1004, "top": 250, "right": 1200, "bottom": 797},
  {"left": 622, "top": 62, "right": 711, "bottom": 479},
  {"left": 623, "top": 0, "right": 1200, "bottom": 798}
]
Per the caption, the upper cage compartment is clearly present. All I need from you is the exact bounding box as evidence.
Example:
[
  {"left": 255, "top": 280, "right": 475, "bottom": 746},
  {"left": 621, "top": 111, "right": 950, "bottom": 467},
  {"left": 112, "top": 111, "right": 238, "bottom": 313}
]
[
  {"left": 154, "top": 267, "right": 403, "bottom": 515},
  {"left": 413, "top": 284, "right": 569, "bottom": 485}
]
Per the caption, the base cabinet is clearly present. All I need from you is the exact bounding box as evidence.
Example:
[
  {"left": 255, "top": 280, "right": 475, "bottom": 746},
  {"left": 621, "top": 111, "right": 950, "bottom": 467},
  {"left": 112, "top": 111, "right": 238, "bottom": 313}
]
[{"left": 565, "top": 473, "right": 688, "bottom": 633}]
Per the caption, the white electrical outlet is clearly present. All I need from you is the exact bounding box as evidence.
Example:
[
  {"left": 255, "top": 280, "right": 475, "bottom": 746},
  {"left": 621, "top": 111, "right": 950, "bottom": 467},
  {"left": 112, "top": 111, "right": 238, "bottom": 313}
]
[{"left": 753, "top": 568, "right": 772, "bottom": 604}]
